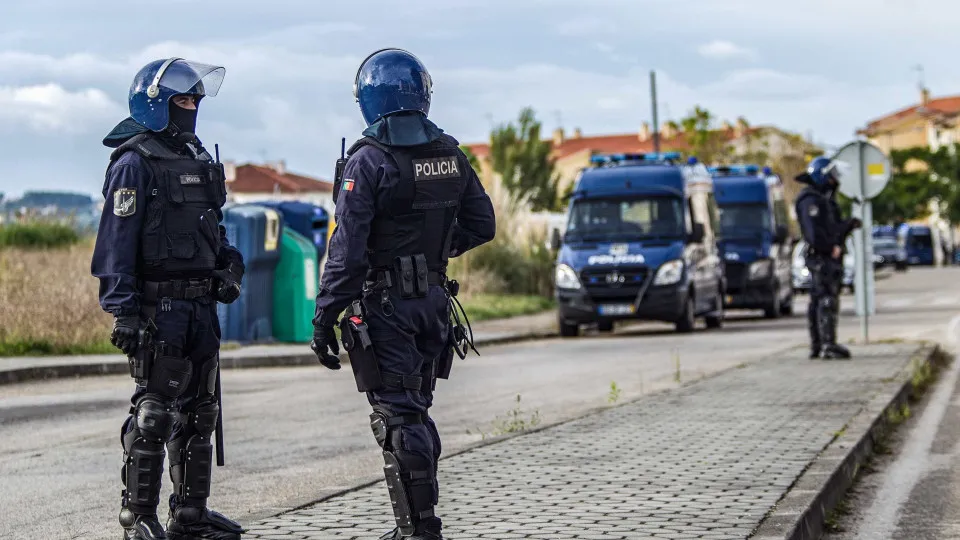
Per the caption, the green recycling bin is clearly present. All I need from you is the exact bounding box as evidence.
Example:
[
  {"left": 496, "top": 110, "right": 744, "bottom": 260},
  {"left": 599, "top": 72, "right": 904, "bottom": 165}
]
[{"left": 272, "top": 228, "right": 318, "bottom": 343}]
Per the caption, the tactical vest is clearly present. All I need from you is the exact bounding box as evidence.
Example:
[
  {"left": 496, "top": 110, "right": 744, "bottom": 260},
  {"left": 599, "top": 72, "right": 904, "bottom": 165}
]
[
  {"left": 796, "top": 187, "right": 840, "bottom": 256},
  {"left": 345, "top": 135, "right": 467, "bottom": 272},
  {"left": 109, "top": 134, "right": 227, "bottom": 280}
]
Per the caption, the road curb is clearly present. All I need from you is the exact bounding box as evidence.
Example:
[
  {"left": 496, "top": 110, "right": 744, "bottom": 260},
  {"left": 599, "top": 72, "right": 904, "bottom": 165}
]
[
  {"left": 0, "top": 328, "right": 559, "bottom": 386},
  {"left": 751, "top": 344, "right": 946, "bottom": 540}
]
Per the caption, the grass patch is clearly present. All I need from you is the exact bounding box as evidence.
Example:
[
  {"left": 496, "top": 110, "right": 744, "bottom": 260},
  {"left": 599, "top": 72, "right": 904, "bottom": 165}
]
[
  {"left": 0, "top": 222, "right": 81, "bottom": 249},
  {"left": 467, "top": 394, "right": 542, "bottom": 440},
  {"left": 0, "top": 243, "right": 114, "bottom": 358},
  {"left": 0, "top": 338, "right": 116, "bottom": 356},
  {"left": 461, "top": 294, "right": 554, "bottom": 322}
]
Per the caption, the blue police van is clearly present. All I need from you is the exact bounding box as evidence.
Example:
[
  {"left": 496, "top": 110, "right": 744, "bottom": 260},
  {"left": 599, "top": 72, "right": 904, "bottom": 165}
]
[
  {"left": 551, "top": 152, "right": 725, "bottom": 336},
  {"left": 899, "top": 224, "right": 935, "bottom": 265},
  {"left": 710, "top": 165, "right": 794, "bottom": 318}
]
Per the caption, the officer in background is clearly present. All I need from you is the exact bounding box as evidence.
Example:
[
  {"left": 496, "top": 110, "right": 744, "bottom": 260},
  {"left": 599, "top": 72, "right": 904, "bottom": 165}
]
[
  {"left": 92, "top": 58, "right": 245, "bottom": 540},
  {"left": 795, "top": 157, "right": 861, "bottom": 359},
  {"left": 312, "top": 49, "right": 496, "bottom": 540}
]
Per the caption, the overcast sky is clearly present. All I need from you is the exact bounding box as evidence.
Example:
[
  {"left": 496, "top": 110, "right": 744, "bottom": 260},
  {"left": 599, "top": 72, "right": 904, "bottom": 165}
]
[{"left": 2, "top": 0, "right": 958, "bottom": 198}]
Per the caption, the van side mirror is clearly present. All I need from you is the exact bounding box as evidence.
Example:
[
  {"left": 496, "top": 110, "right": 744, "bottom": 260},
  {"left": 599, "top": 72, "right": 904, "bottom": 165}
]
[
  {"left": 774, "top": 225, "right": 788, "bottom": 244},
  {"left": 689, "top": 223, "right": 705, "bottom": 243},
  {"left": 550, "top": 228, "right": 562, "bottom": 251}
]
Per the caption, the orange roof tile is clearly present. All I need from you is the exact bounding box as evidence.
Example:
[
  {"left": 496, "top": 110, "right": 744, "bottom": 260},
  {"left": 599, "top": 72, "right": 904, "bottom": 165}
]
[
  {"left": 228, "top": 164, "right": 333, "bottom": 194},
  {"left": 861, "top": 95, "right": 960, "bottom": 134}
]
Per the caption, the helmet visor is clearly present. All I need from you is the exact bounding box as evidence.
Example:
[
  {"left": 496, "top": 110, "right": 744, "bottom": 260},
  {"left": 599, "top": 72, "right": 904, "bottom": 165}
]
[
  {"left": 157, "top": 60, "right": 225, "bottom": 97},
  {"left": 822, "top": 160, "right": 842, "bottom": 183}
]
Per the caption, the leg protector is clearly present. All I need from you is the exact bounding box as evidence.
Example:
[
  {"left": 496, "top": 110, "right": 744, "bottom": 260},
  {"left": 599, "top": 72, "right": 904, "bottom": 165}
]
[
  {"left": 168, "top": 400, "right": 218, "bottom": 507},
  {"left": 807, "top": 295, "right": 821, "bottom": 354},
  {"left": 370, "top": 409, "right": 437, "bottom": 537},
  {"left": 122, "top": 396, "right": 177, "bottom": 515},
  {"left": 818, "top": 295, "right": 838, "bottom": 347}
]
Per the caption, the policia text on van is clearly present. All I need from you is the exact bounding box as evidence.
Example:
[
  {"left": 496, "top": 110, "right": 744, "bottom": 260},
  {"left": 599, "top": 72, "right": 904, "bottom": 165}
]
[{"left": 551, "top": 153, "right": 725, "bottom": 336}]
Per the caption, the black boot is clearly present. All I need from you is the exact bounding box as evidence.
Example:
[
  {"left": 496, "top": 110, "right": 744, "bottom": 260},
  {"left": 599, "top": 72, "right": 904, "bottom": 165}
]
[
  {"left": 822, "top": 343, "right": 852, "bottom": 359},
  {"left": 120, "top": 509, "right": 166, "bottom": 540},
  {"left": 378, "top": 517, "right": 444, "bottom": 539},
  {"left": 810, "top": 342, "right": 822, "bottom": 359},
  {"left": 167, "top": 503, "right": 244, "bottom": 540}
]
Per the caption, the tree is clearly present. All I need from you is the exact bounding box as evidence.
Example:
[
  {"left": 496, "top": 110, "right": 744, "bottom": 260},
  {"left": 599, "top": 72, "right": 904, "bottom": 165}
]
[
  {"left": 489, "top": 108, "right": 561, "bottom": 212},
  {"left": 459, "top": 145, "right": 481, "bottom": 173},
  {"left": 679, "top": 106, "right": 729, "bottom": 164},
  {"left": 864, "top": 144, "right": 960, "bottom": 225}
]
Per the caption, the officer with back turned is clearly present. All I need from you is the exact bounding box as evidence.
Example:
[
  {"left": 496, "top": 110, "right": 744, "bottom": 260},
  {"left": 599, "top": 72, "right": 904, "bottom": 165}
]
[
  {"left": 311, "top": 49, "right": 496, "bottom": 539},
  {"left": 92, "top": 58, "right": 245, "bottom": 540},
  {"left": 795, "top": 157, "right": 862, "bottom": 359}
]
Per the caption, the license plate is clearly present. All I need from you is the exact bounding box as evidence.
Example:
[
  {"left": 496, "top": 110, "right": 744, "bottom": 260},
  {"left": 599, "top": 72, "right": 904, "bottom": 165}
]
[{"left": 598, "top": 304, "right": 636, "bottom": 316}]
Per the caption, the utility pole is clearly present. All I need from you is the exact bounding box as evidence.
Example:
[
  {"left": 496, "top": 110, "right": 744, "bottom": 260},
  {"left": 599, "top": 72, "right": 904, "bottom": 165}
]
[{"left": 650, "top": 70, "right": 660, "bottom": 154}]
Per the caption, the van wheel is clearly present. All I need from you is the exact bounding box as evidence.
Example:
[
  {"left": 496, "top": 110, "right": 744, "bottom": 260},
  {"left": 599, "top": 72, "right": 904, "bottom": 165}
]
[
  {"left": 597, "top": 321, "right": 615, "bottom": 333},
  {"left": 780, "top": 293, "right": 794, "bottom": 316},
  {"left": 764, "top": 287, "right": 782, "bottom": 319},
  {"left": 675, "top": 297, "right": 695, "bottom": 333},
  {"left": 559, "top": 320, "right": 579, "bottom": 338}
]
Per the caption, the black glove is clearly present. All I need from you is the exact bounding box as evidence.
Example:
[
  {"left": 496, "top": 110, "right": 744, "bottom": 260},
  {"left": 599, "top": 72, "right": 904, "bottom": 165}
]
[
  {"left": 850, "top": 218, "right": 863, "bottom": 230},
  {"left": 213, "top": 264, "right": 243, "bottom": 304},
  {"left": 311, "top": 325, "right": 341, "bottom": 370},
  {"left": 111, "top": 316, "right": 141, "bottom": 357}
]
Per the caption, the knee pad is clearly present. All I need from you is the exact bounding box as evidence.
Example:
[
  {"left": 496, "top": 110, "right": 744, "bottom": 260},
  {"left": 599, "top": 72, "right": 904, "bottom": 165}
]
[
  {"left": 370, "top": 408, "right": 424, "bottom": 451},
  {"left": 190, "top": 400, "right": 219, "bottom": 437},
  {"left": 134, "top": 396, "right": 177, "bottom": 443},
  {"left": 197, "top": 357, "right": 219, "bottom": 399}
]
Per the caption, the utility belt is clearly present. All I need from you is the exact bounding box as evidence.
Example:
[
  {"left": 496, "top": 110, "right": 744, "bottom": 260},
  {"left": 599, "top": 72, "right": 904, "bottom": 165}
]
[
  {"left": 339, "top": 300, "right": 439, "bottom": 393},
  {"left": 365, "top": 254, "right": 446, "bottom": 299},
  {"left": 142, "top": 278, "right": 214, "bottom": 304}
]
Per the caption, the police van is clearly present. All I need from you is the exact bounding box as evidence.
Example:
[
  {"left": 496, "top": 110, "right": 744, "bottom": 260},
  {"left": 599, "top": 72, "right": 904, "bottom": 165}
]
[
  {"left": 710, "top": 165, "right": 794, "bottom": 318},
  {"left": 550, "top": 152, "right": 725, "bottom": 336}
]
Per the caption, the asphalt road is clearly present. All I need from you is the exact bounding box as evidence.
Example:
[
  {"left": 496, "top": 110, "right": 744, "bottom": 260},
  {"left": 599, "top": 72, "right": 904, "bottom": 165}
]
[{"left": 2, "top": 267, "right": 959, "bottom": 540}]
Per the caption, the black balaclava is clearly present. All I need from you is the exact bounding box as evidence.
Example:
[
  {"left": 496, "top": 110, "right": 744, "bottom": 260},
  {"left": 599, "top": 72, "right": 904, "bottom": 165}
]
[{"left": 168, "top": 97, "right": 199, "bottom": 136}]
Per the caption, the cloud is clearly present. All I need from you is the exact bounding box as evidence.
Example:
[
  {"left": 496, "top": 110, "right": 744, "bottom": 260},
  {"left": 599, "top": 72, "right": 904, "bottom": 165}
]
[
  {"left": 697, "top": 40, "right": 758, "bottom": 61},
  {"left": 0, "top": 84, "right": 122, "bottom": 134},
  {"left": 555, "top": 17, "right": 617, "bottom": 37}
]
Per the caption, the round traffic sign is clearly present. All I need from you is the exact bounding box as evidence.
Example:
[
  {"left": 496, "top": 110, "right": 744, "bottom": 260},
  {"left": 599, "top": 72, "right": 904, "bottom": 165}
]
[{"left": 832, "top": 140, "right": 891, "bottom": 200}]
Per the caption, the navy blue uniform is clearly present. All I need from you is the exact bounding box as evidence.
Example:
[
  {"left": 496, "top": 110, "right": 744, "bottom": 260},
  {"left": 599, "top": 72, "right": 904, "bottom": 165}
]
[
  {"left": 314, "top": 126, "right": 494, "bottom": 536},
  {"left": 93, "top": 135, "right": 245, "bottom": 539},
  {"left": 795, "top": 187, "right": 856, "bottom": 355}
]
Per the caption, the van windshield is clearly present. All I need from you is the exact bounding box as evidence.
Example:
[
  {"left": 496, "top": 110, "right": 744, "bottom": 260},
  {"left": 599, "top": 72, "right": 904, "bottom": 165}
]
[
  {"left": 718, "top": 203, "right": 770, "bottom": 238},
  {"left": 565, "top": 197, "right": 684, "bottom": 241},
  {"left": 910, "top": 232, "right": 933, "bottom": 249}
]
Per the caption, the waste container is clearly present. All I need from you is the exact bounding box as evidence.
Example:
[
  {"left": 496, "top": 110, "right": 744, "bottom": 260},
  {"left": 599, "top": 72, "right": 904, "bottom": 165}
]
[
  {"left": 218, "top": 204, "right": 282, "bottom": 342},
  {"left": 254, "top": 201, "right": 330, "bottom": 262},
  {"left": 272, "top": 228, "right": 317, "bottom": 343}
]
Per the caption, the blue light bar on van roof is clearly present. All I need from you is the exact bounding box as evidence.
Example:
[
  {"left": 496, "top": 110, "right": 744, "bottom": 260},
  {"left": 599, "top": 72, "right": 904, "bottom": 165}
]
[
  {"left": 590, "top": 151, "right": 683, "bottom": 165},
  {"left": 708, "top": 164, "right": 763, "bottom": 176}
]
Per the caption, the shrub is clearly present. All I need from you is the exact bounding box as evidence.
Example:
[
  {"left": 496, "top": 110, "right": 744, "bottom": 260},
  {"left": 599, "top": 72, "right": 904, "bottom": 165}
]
[
  {"left": 448, "top": 176, "right": 556, "bottom": 297},
  {"left": 0, "top": 222, "right": 81, "bottom": 249}
]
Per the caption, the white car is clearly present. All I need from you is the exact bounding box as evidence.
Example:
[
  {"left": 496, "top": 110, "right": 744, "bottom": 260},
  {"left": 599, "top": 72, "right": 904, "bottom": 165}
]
[{"left": 792, "top": 238, "right": 855, "bottom": 293}]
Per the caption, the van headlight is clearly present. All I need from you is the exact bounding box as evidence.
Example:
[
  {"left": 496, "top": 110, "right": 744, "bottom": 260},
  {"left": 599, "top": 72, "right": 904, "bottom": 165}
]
[
  {"left": 748, "top": 259, "right": 772, "bottom": 280},
  {"left": 555, "top": 264, "right": 582, "bottom": 290},
  {"left": 653, "top": 259, "right": 684, "bottom": 286}
]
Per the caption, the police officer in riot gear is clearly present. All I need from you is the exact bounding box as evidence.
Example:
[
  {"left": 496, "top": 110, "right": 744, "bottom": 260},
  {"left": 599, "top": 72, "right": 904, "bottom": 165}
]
[
  {"left": 795, "top": 157, "right": 861, "bottom": 359},
  {"left": 312, "top": 49, "right": 496, "bottom": 539},
  {"left": 92, "top": 58, "right": 245, "bottom": 540}
]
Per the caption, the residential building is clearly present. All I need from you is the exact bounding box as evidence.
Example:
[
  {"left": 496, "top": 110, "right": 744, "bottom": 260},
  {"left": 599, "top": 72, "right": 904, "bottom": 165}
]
[
  {"left": 858, "top": 88, "right": 960, "bottom": 154},
  {"left": 224, "top": 160, "right": 335, "bottom": 214}
]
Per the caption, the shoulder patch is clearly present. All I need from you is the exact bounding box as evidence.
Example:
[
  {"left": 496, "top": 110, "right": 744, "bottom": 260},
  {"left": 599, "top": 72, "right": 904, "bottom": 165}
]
[
  {"left": 413, "top": 156, "right": 460, "bottom": 181},
  {"left": 808, "top": 205, "right": 819, "bottom": 217},
  {"left": 113, "top": 188, "right": 136, "bottom": 217},
  {"left": 342, "top": 178, "right": 355, "bottom": 192}
]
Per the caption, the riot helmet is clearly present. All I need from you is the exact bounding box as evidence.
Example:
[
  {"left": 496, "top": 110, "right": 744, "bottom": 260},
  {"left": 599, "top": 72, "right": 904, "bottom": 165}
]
[
  {"left": 353, "top": 49, "right": 432, "bottom": 126},
  {"left": 128, "top": 58, "right": 225, "bottom": 132}
]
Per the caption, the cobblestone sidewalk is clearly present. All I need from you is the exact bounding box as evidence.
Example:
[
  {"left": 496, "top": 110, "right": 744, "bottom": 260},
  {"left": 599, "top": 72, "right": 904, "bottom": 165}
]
[{"left": 247, "top": 343, "right": 920, "bottom": 540}]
